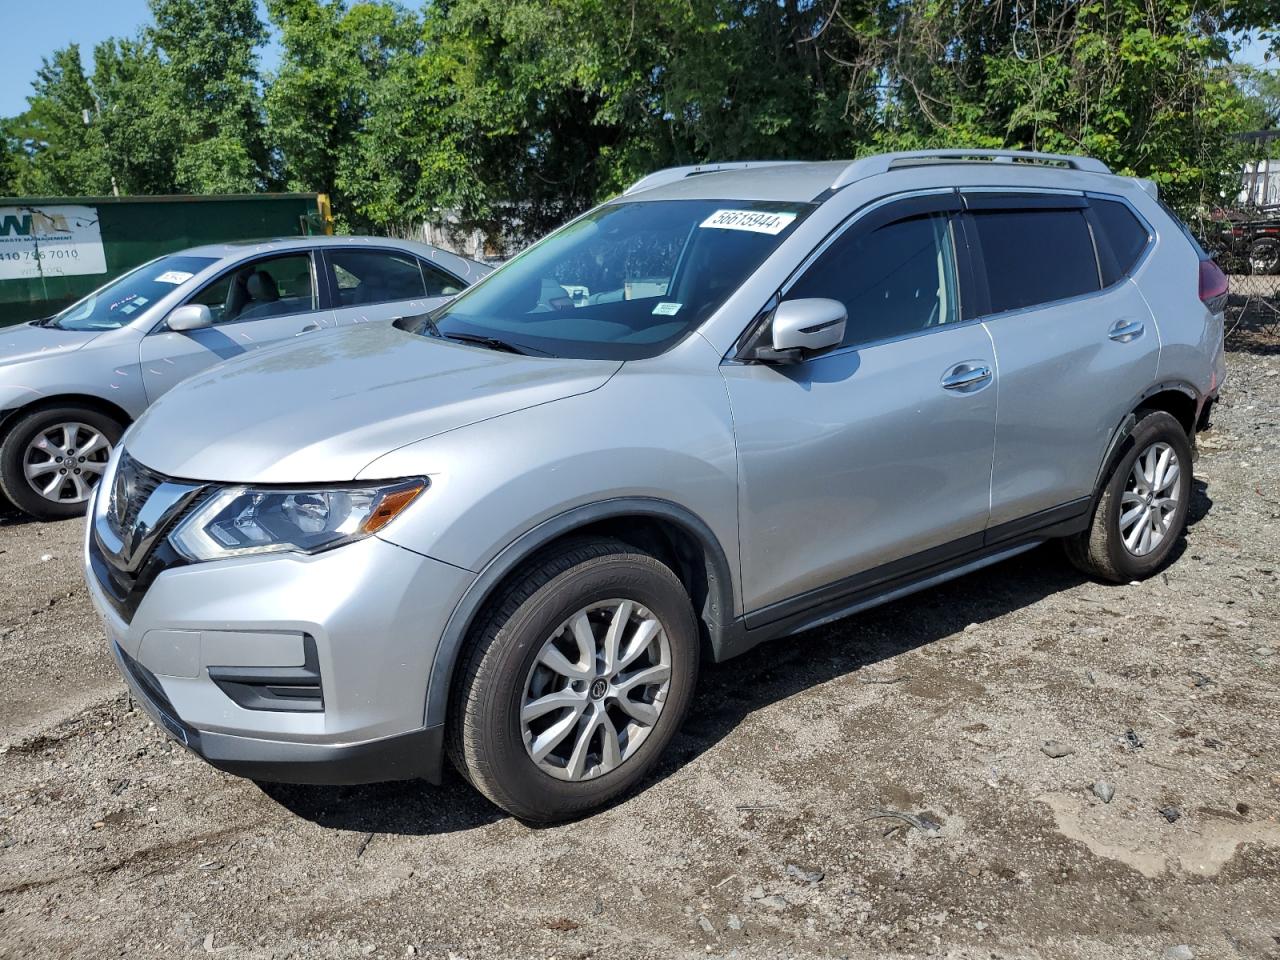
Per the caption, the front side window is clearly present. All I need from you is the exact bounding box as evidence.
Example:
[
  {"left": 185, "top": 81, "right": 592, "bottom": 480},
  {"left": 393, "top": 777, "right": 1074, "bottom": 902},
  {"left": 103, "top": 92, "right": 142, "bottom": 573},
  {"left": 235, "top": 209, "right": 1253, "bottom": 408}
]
[
  {"left": 189, "top": 253, "right": 316, "bottom": 324},
  {"left": 45, "top": 255, "right": 217, "bottom": 331},
  {"left": 969, "top": 208, "right": 1100, "bottom": 313},
  {"left": 430, "top": 200, "right": 813, "bottom": 360},
  {"left": 328, "top": 250, "right": 432, "bottom": 306},
  {"left": 786, "top": 213, "right": 959, "bottom": 347}
]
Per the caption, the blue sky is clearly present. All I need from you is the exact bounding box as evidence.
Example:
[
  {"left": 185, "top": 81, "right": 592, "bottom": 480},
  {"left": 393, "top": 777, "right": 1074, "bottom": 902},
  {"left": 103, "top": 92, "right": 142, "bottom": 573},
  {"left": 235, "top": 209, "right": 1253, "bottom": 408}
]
[
  {"left": 1, "top": 0, "right": 280, "bottom": 118},
  {"left": 0, "top": 3, "right": 1273, "bottom": 119}
]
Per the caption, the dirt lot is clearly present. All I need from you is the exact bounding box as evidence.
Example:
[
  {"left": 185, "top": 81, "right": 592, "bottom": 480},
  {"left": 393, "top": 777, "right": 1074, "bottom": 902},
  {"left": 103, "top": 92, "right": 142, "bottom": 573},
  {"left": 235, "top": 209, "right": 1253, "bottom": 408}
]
[{"left": 1, "top": 343, "right": 1278, "bottom": 960}]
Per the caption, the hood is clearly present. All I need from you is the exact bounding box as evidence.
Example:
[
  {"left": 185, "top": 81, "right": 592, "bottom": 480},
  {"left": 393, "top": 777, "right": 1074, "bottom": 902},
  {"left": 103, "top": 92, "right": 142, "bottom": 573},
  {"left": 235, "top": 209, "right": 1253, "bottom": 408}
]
[
  {"left": 0, "top": 321, "right": 102, "bottom": 368},
  {"left": 125, "top": 325, "right": 622, "bottom": 483}
]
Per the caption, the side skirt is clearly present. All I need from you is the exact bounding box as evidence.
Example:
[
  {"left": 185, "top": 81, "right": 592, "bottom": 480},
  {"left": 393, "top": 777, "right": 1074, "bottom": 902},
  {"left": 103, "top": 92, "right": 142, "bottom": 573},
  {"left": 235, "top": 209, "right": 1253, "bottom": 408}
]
[{"left": 716, "top": 497, "right": 1090, "bottom": 661}]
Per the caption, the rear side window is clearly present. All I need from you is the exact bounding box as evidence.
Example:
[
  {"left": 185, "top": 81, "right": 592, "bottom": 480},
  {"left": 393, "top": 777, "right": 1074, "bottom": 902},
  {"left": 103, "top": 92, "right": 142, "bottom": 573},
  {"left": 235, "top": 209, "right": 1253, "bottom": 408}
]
[
  {"left": 786, "top": 213, "right": 959, "bottom": 347},
  {"left": 969, "top": 208, "right": 1100, "bottom": 314},
  {"left": 329, "top": 249, "right": 428, "bottom": 306},
  {"left": 1090, "top": 198, "right": 1151, "bottom": 285}
]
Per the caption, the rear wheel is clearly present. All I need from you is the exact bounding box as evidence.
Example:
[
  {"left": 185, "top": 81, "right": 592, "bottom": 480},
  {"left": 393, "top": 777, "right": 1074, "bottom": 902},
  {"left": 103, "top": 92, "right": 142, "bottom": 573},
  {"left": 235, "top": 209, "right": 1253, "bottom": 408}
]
[
  {"left": 1065, "top": 409, "right": 1192, "bottom": 582},
  {"left": 447, "top": 538, "right": 699, "bottom": 823},
  {"left": 0, "top": 406, "right": 122, "bottom": 520}
]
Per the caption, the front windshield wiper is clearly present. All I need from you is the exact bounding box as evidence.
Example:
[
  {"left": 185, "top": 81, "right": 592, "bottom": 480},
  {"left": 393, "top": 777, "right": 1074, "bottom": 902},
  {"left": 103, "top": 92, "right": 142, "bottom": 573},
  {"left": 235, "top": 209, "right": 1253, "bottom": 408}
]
[{"left": 442, "top": 332, "right": 543, "bottom": 356}]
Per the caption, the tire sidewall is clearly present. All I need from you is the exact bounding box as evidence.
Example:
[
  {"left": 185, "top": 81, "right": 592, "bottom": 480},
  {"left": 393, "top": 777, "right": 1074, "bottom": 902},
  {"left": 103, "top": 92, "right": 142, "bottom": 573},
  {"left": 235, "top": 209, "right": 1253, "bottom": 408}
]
[
  {"left": 0, "top": 407, "right": 123, "bottom": 520},
  {"left": 473, "top": 554, "right": 698, "bottom": 821},
  {"left": 1099, "top": 412, "right": 1193, "bottom": 579}
]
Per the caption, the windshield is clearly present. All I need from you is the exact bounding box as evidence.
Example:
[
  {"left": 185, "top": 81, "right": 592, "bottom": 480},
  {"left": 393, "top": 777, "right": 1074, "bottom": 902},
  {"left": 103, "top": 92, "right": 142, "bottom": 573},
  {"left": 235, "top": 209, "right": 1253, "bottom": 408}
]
[
  {"left": 46, "top": 254, "right": 217, "bottom": 331},
  {"left": 432, "top": 199, "right": 813, "bottom": 359}
]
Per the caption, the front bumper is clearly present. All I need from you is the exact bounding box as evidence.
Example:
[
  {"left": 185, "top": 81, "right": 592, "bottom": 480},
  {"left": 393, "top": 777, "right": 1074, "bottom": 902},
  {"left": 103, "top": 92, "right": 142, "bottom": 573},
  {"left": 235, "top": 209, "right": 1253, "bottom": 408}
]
[
  {"left": 112, "top": 640, "right": 445, "bottom": 783},
  {"left": 86, "top": 519, "right": 473, "bottom": 786}
]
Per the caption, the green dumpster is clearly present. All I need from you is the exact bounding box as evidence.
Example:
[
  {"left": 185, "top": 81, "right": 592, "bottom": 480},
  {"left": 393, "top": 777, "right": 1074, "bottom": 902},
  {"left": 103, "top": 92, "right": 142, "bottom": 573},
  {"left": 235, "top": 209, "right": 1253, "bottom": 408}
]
[{"left": 0, "top": 193, "right": 331, "bottom": 327}]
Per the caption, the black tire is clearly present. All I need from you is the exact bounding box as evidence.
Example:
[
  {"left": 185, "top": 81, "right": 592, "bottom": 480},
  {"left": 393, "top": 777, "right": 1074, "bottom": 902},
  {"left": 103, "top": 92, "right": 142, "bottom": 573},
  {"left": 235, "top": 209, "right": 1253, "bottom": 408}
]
[
  {"left": 0, "top": 405, "right": 123, "bottom": 521},
  {"left": 447, "top": 537, "right": 699, "bottom": 823},
  {"left": 1064, "top": 410, "right": 1193, "bottom": 583},
  {"left": 1249, "top": 238, "right": 1280, "bottom": 276}
]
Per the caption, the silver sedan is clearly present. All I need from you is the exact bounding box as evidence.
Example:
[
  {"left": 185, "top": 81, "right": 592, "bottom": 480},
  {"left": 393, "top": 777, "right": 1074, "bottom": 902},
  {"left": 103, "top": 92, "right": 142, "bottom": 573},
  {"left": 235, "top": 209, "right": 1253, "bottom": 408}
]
[{"left": 0, "top": 236, "right": 489, "bottom": 519}]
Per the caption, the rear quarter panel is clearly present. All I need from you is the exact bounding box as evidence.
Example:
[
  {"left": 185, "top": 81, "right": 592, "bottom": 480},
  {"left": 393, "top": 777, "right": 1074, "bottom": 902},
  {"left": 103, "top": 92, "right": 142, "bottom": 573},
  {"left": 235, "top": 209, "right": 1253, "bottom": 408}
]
[{"left": 1128, "top": 192, "right": 1222, "bottom": 400}]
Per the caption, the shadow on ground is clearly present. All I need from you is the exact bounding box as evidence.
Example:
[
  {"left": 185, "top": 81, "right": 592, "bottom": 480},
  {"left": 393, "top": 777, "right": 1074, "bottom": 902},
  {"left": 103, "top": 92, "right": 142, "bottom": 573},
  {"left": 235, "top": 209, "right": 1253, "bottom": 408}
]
[{"left": 261, "top": 481, "right": 1213, "bottom": 836}]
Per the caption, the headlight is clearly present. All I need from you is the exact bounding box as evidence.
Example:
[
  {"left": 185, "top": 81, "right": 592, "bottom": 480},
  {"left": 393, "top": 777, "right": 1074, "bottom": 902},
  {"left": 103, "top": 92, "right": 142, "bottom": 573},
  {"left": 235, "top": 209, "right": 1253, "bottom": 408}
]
[{"left": 169, "top": 478, "right": 427, "bottom": 562}]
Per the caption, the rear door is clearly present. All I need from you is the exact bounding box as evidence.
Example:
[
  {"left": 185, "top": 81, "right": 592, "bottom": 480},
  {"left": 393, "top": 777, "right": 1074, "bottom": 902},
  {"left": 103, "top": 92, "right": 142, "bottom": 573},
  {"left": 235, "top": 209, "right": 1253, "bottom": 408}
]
[
  {"left": 962, "top": 192, "right": 1159, "bottom": 530},
  {"left": 321, "top": 247, "right": 465, "bottom": 327},
  {"left": 139, "top": 249, "right": 334, "bottom": 402}
]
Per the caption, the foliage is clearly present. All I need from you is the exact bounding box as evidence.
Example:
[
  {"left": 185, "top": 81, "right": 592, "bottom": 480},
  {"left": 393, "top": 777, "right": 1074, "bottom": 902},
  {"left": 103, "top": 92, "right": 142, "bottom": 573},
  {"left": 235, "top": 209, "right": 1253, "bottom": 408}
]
[
  {"left": 148, "top": 0, "right": 270, "bottom": 192},
  {"left": 0, "top": 0, "right": 1275, "bottom": 233}
]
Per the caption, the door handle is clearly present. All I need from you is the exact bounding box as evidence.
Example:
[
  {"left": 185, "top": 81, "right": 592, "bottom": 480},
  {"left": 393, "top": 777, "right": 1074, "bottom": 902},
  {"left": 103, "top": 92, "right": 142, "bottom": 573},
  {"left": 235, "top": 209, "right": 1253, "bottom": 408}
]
[
  {"left": 941, "top": 362, "right": 992, "bottom": 391},
  {"left": 295, "top": 323, "right": 320, "bottom": 337},
  {"left": 1108, "top": 318, "right": 1145, "bottom": 342}
]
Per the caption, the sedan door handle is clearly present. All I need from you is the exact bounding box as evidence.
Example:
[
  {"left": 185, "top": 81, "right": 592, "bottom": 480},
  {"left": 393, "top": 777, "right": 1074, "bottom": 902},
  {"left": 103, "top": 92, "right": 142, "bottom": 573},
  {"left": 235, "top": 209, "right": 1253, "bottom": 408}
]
[
  {"left": 941, "top": 362, "right": 992, "bottom": 391},
  {"left": 295, "top": 323, "right": 320, "bottom": 337},
  {"left": 1108, "top": 318, "right": 1145, "bottom": 343}
]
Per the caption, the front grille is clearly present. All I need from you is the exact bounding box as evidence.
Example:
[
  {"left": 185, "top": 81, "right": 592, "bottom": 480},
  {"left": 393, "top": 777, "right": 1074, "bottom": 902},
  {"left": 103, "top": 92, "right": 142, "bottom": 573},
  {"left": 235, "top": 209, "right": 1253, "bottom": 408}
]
[
  {"left": 91, "top": 454, "right": 207, "bottom": 623},
  {"left": 106, "top": 452, "right": 165, "bottom": 542}
]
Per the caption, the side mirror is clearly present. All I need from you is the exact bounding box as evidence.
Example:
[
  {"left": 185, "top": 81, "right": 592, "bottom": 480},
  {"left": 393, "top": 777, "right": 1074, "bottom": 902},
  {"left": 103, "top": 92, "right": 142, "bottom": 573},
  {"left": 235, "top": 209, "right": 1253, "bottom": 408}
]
[
  {"left": 752, "top": 298, "right": 847, "bottom": 363},
  {"left": 166, "top": 304, "right": 213, "bottom": 332}
]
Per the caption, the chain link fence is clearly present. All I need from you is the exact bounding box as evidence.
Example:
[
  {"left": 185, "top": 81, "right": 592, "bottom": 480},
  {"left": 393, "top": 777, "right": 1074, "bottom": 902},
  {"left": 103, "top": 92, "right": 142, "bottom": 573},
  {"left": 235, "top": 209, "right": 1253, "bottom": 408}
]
[{"left": 1191, "top": 210, "right": 1280, "bottom": 351}]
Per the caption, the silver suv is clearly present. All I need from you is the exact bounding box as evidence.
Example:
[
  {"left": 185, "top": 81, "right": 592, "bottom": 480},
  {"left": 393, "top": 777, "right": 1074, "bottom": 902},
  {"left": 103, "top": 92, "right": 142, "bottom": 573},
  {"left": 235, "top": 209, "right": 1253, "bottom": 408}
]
[
  {"left": 84, "top": 151, "right": 1227, "bottom": 823},
  {"left": 0, "top": 236, "right": 486, "bottom": 520}
]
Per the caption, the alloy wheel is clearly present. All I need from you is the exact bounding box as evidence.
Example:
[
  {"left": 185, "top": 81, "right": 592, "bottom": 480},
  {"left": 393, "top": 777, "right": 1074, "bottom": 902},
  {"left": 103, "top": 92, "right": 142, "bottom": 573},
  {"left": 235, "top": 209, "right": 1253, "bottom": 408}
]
[
  {"left": 1119, "top": 440, "right": 1181, "bottom": 557},
  {"left": 520, "top": 599, "right": 672, "bottom": 782},
  {"left": 22, "top": 422, "right": 112, "bottom": 504}
]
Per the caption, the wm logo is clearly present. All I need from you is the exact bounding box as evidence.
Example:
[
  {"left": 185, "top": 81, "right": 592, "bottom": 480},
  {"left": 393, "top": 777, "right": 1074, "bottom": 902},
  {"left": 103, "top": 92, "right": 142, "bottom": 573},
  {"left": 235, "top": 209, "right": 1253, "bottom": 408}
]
[{"left": 0, "top": 214, "right": 33, "bottom": 237}]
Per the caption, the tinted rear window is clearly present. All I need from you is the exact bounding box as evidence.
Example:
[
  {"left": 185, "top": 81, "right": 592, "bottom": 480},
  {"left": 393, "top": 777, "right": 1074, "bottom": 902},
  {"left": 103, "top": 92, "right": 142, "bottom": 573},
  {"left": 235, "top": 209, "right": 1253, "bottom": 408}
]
[
  {"left": 1090, "top": 198, "right": 1151, "bottom": 285},
  {"left": 970, "top": 208, "right": 1101, "bottom": 314}
]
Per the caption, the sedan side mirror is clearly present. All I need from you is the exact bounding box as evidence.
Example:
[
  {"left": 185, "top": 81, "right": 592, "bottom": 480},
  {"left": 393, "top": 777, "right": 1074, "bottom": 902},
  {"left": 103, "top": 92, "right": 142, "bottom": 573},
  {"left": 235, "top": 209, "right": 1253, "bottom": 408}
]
[
  {"left": 167, "top": 304, "right": 213, "bottom": 332},
  {"left": 749, "top": 298, "right": 847, "bottom": 363}
]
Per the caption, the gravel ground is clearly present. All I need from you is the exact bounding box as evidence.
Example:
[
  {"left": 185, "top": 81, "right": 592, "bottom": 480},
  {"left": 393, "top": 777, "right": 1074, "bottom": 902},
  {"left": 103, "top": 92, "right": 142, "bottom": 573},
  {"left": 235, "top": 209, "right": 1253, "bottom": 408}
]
[{"left": 1, "top": 344, "right": 1278, "bottom": 960}]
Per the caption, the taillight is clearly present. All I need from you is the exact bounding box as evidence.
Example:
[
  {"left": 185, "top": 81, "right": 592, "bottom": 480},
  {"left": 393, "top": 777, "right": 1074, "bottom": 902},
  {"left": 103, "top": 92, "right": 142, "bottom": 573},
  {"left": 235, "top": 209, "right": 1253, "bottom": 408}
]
[{"left": 1198, "top": 258, "right": 1228, "bottom": 312}]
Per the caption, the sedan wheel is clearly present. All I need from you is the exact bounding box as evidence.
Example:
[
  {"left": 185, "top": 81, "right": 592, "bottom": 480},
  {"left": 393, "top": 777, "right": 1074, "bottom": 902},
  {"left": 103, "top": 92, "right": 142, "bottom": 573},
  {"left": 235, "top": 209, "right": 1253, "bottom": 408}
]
[{"left": 22, "top": 421, "right": 113, "bottom": 505}]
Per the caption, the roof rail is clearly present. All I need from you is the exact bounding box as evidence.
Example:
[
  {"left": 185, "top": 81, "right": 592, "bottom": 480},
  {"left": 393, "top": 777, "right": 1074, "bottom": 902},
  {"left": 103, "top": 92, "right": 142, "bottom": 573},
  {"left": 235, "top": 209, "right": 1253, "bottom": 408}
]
[
  {"left": 831, "top": 149, "right": 1111, "bottom": 190},
  {"left": 623, "top": 161, "right": 802, "bottom": 196}
]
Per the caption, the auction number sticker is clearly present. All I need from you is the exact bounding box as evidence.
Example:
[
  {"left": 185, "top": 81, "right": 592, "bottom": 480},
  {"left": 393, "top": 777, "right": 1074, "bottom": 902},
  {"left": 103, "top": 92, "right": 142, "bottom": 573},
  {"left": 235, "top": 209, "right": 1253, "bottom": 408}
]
[
  {"left": 700, "top": 209, "right": 797, "bottom": 235},
  {"left": 154, "top": 270, "right": 194, "bottom": 285}
]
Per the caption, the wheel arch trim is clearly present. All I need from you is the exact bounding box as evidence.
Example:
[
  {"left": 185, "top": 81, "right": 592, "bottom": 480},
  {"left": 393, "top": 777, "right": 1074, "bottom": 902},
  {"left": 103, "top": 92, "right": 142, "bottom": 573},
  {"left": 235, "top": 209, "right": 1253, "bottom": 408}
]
[
  {"left": 422, "top": 497, "right": 736, "bottom": 728},
  {"left": 0, "top": 392, "right": 134, "bottom": 438},
  {"left": 1093, "top": 381, "right": 1203, "bottom": 496}
]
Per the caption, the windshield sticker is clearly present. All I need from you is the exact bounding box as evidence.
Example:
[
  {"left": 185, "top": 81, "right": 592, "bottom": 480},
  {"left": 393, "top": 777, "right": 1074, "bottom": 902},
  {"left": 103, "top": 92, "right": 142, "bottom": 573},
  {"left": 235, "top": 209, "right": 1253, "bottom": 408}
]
[
  {"left": 154, "top": 270, "right": 194, "bottom": 285},
  {"left": 700, "top": 209, "right": 797, "bottom": 235},
  {"left": 652, "top": 301, "right": 682, "bottom": 316}
]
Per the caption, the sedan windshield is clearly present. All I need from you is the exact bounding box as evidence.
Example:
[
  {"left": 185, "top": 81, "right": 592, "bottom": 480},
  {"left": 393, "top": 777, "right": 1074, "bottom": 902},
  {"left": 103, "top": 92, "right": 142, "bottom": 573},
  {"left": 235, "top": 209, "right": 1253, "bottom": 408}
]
[
  {"left": 45, "top": 255, "right": 217, "bottom": 331},
  {"left": 432, "top": 199, "right": 813, "bottom": 359}
]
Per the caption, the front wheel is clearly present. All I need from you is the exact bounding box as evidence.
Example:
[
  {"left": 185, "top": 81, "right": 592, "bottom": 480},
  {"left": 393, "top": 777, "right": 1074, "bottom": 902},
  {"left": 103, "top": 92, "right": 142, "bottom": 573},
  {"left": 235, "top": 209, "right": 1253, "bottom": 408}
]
[
  {"left": 447, "top": 538, "right": 699, "bottom": 823},
  {"left": 0, "top": 406, "right": 122, "bottom": 521},
  {"left": 1065, "top": 409, "right": 1193, "bottom": 583}
]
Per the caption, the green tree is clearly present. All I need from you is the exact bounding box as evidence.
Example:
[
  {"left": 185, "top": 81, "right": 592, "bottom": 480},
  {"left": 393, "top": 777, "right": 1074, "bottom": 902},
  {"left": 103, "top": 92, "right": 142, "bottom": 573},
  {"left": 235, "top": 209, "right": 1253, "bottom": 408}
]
[
  {"left": 0, "top": 120, "right": 19, "bottom": 196},
  {"left": 860, "top": 0, "right": 1256, "bottom": 213},
  {"left": 148, "top": 0, "right": 269, "bottom": 192},
  {"left": 9, "top": 45, "right": 112, "bottom": 196},
  {"left": 265, "top": 0, "right": 422, "bottom": 228},
  {"left": 91, "top": 38, "right": 181, "bottom": 194}
]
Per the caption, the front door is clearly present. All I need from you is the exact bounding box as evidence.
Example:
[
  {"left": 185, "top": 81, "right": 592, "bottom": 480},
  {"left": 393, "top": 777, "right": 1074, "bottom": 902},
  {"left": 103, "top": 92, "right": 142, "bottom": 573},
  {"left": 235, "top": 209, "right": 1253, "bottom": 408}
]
[
  {"left": 140, "top": 250, "right": 334, "bottom": 402},
  {"left": 723, "top": 194, "right": 998, "bottom": 618}
]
